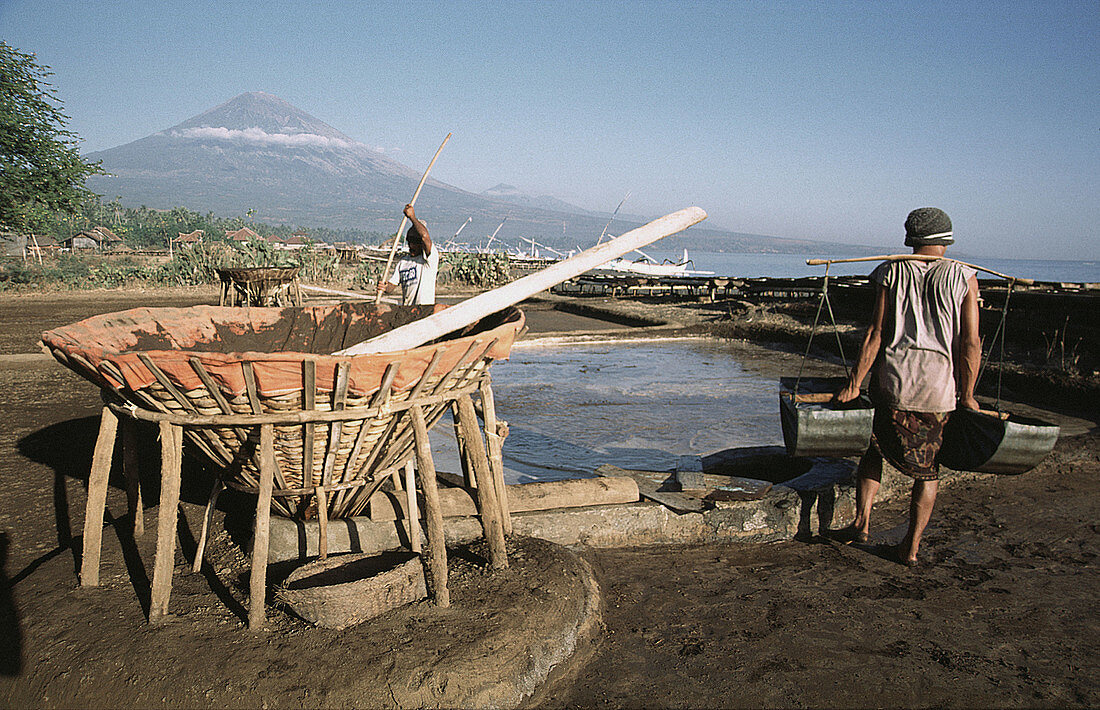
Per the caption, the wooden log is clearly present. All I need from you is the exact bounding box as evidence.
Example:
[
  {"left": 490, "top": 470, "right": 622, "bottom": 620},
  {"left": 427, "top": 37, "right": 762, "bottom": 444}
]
[
  {"left": 149, "top": 422, "right": 183, "bottom": 623},
  {"left": 366, "top": 475, "right": 640, "bottom": 521},
  {"left": 595, "top": 464, "right": 708, "bottom": 514},
  {"left": 80, "top": 406, "right": 119, "bottom": 588},
  {"left": 340, "top": 206, "right": 708, "bottom": 355},
  {"left": 249, "top": 424, "right": 276, "bottom": 630},
  {"left": 455, "top": 395, "right": 508, "bottom": 569},
  {"left": 411, "top": 406, "right": 449, "bottom": 607}
]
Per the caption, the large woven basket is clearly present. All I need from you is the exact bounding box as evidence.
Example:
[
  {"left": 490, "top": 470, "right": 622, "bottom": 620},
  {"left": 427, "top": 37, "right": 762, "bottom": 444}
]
[{"left": 42, "top": 302, "right": 524, "bottom": 520}]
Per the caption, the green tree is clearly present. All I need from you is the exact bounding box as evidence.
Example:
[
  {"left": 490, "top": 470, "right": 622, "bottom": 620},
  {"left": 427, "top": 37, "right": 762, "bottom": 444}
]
[{"left": 0, "top": 42, "right": 102, "bottom": 234}]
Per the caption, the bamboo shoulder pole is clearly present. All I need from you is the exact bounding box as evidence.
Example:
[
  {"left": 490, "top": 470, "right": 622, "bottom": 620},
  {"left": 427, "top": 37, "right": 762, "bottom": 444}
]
[
  {"left": 376, "top": 132, "right": 452, "bottom": 304},
  {"left": 341, "top": 206, "right": 708, "bottom": 355},
  {"left": 806, "top": 254, "right": 1034, "bottom": 284}
]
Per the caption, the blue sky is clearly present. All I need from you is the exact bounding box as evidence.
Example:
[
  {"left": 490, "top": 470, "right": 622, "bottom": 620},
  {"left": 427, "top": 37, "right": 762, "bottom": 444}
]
[{"left": 3, "top": 0, "right": 1097, "bottom": 258}]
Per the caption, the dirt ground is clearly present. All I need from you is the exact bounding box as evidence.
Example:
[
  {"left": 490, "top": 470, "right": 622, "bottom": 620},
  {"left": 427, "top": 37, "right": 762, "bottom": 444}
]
[{"left": 0, "top": 287, "right": 1097, "bottom": 708}]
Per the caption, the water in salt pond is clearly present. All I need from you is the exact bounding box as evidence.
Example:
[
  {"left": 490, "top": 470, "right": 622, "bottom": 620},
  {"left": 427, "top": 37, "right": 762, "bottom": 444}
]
[{"left": 428, "top": 337, "right": 784, "bottom": 483}]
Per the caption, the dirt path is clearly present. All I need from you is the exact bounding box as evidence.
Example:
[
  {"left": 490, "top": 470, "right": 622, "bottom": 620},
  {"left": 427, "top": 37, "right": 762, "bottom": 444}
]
[{"left": 551, "top": 429, "right": 1099, "bottom": 707}]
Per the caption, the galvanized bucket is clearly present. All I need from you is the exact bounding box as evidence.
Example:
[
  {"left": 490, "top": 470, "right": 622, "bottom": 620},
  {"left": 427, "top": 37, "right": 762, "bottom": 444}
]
[
  {"left": 779, "top": 377, "right": 873, "bottom": 458},
  {"left": 938, "top": 408, "right": 1060, "bottom": 474}
]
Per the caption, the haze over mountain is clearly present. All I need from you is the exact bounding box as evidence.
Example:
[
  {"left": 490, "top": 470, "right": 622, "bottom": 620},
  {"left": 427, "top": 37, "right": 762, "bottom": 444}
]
[{"left": 86, "top": 92, "right": 872, "bottom": 254}]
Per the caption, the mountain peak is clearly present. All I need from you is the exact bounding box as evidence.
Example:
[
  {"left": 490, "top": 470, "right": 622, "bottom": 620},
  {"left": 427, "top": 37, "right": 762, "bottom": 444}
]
[{"left": 165, "top": 91, "right": 354, "bottom": 143}]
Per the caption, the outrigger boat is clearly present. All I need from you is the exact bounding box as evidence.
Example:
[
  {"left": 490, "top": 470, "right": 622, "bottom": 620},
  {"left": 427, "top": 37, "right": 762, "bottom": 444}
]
[{"left": 593, "top": 248, "right": 714, "bottom": 277}]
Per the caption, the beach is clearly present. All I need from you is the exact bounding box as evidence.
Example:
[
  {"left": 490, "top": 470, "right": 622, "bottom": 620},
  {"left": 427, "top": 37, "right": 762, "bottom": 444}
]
[{"left": 0, "top": 286, "right": 1096, "bottom": 708}]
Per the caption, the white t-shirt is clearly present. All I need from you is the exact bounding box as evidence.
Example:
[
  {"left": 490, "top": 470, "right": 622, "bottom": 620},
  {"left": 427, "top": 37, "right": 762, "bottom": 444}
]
[{"left": 388, "top": 247, "right": 439, "bottom": 305}]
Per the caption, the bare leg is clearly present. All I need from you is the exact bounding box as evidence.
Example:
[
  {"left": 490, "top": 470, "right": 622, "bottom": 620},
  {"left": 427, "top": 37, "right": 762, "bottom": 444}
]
[
  {"left": 899, "top": 479, "right": 938, "bottom": 564},
  {"left": 851, "top": 447, "right": 883, "bottom": 535},
  {"left": 830, "top": 447, "right": 882, "bottom": 542}
]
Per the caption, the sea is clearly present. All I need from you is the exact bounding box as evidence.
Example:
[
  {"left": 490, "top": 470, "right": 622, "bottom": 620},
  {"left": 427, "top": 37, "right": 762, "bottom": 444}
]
[{"left": 638, "top": 250, "right": 1100, "bottom": 283}]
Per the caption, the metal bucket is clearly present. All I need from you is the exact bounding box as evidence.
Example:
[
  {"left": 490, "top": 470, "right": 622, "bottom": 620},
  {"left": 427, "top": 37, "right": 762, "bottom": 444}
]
[
  {"left": 939, "top": 408, "right": 1060, "bottom": 474},
  {"left": 779, "top": 377, "right": 873, "bottom": 458}
]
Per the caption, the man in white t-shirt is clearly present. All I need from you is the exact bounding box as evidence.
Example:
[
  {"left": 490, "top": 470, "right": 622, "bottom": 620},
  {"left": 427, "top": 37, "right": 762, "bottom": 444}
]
[{"left": 376, "top": 204, "right": 439, "bottom": 306}]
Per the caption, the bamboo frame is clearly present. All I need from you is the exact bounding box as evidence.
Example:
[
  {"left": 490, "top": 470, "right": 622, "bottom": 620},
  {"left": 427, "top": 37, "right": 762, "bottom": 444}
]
[
  {"left": 79, "top": 367, "right": 507, "bottom": 628},
  {"left": 806, "top": 254, "right": 1034, "bottom": 285}
]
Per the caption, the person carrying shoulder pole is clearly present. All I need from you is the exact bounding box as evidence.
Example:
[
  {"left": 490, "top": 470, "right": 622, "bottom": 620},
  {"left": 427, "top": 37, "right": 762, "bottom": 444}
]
[
  {"left": 376, "top": 204, "right": 439, "bottom": 306},
  {"left": 829, "top": 207, "right": 982, "bottom": 567}
]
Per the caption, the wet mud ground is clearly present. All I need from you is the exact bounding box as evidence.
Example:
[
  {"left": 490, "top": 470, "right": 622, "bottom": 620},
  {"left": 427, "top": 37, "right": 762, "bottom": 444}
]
[{"left": 0, "top": 288, "right": 1097, "bottom": 708}]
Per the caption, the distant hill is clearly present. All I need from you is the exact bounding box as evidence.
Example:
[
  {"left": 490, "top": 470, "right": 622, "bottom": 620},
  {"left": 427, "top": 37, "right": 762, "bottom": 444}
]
[
  {"left": 479, "top": 183, "right": 597, "bottom": 217},
  {"left": 86, "top": 92, "right": 875, "bottom": 255}
]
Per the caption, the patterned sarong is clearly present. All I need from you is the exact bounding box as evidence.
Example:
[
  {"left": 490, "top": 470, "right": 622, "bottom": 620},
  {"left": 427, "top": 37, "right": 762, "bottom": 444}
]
[{"left": 870, "top": 408, "right": 950, "bottom": 481}]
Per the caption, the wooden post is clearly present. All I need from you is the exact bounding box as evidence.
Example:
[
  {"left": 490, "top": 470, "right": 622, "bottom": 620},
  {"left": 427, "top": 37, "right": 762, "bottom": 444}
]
[
  {"left": 411, "top": 406, "right": 449, "bottom": 607},
  {"left": 121, "top": 419, "right": 143, "bottom": 538},
  {"left": 80, "top": 406, "right": 119, "bottom": 587},
  {"left": 479, "top": 378, "right": 512, "bottom": 535},
  {"left": 149, "top": 422, "right": 183, "bottom": 624},
  {"left": 450, "top": 401, "right": 476, "bottom": 489},
  {"left": 455, "top": 395, "right": 508, "bottom": 569},
  {"left": 249, "top": 424, "right": 276, "bottom": 630},
  {"left": 404, "top": 460, "right": 421, "bottom": 553},
  {"left": 192, "top": 479, "right": 224, "bottom": 573},
  {"left": 315, "top": 485, "right": 329, "bottom": 560}
]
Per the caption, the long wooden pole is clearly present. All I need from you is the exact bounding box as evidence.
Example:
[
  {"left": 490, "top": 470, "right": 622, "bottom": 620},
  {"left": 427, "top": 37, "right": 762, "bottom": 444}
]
[
  {"left": 806, "top": 254, "right": 1033, "bottom": 284},
  {"left": 375, "top": 132, "right": 452, "bottom": 304},
  {"left": 340, "top": 206, "right": 708, "bottom": 355}
]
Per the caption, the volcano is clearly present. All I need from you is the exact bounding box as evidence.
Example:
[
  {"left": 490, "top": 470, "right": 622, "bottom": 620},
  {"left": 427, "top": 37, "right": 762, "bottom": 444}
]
[{"left": 85, "top": 91, "right": 604, "bottom": 242}]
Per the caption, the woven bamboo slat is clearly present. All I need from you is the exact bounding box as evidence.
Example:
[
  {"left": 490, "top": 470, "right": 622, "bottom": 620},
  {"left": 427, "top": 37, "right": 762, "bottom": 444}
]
[{"left": 43, "top": 302, "right": 524, "bottom": 520}]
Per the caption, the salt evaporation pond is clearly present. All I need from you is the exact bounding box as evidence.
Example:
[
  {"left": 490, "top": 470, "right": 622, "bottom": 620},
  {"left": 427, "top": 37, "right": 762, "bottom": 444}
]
[{"left": 428, "top": 337, "right": 784, "bottom": 483}]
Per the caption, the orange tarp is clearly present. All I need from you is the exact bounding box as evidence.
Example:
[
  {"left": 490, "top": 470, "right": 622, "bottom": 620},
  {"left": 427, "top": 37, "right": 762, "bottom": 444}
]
[{"left": 42, "top": 303, "right": 523, "bottom": 399}]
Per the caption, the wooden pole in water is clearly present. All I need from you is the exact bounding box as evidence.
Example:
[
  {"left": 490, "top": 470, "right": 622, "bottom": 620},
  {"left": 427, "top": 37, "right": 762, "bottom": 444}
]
[
  {"left": 375, "top": 132, "right": 452, "bottom": 305},
  {"left": 807, "top": 254, "right": 1034, "bottom": 284},
  {"left": 341, "top": 206, "right": 708, "bottom": 355}
]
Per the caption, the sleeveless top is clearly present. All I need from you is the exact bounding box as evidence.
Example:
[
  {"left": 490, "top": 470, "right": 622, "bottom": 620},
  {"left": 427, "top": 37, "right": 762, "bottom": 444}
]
[{"left": 870, "top": 259, "right": 975, "bottom": 412}]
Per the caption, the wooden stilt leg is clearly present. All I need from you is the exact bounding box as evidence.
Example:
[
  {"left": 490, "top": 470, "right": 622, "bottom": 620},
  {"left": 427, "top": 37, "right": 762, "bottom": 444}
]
[
  {"left": 479, "top": 379, "right": 512, "bottom": 535},
  {"left": 455, "top": 395, "right": 508, "bottom": 570},
  {"left": 149, "top": 422, "right": 183, "bottom": 623},
  {"left": 315, "top": 485, "right": 328, "bottom": 560},
  {"left": 450, "top": 402, "right": 476, "bottom": 489},
  {"left": 249, "top": 424, "right": 276, "bottom": 630},
  {"left": 81, "top": 406, "right": 119, "bottom": 587},
  {"left": 404, "top": 460, "right": 421, "bottom": 553},
  {"left": 192, "top": 479, "right": 224, "bottom": 573},
  {"left": 121, "top": 419, "right": 144, "bottom": 538},
  {"left": 411, "top": 406, "right": 448, "bottom": 607}
]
